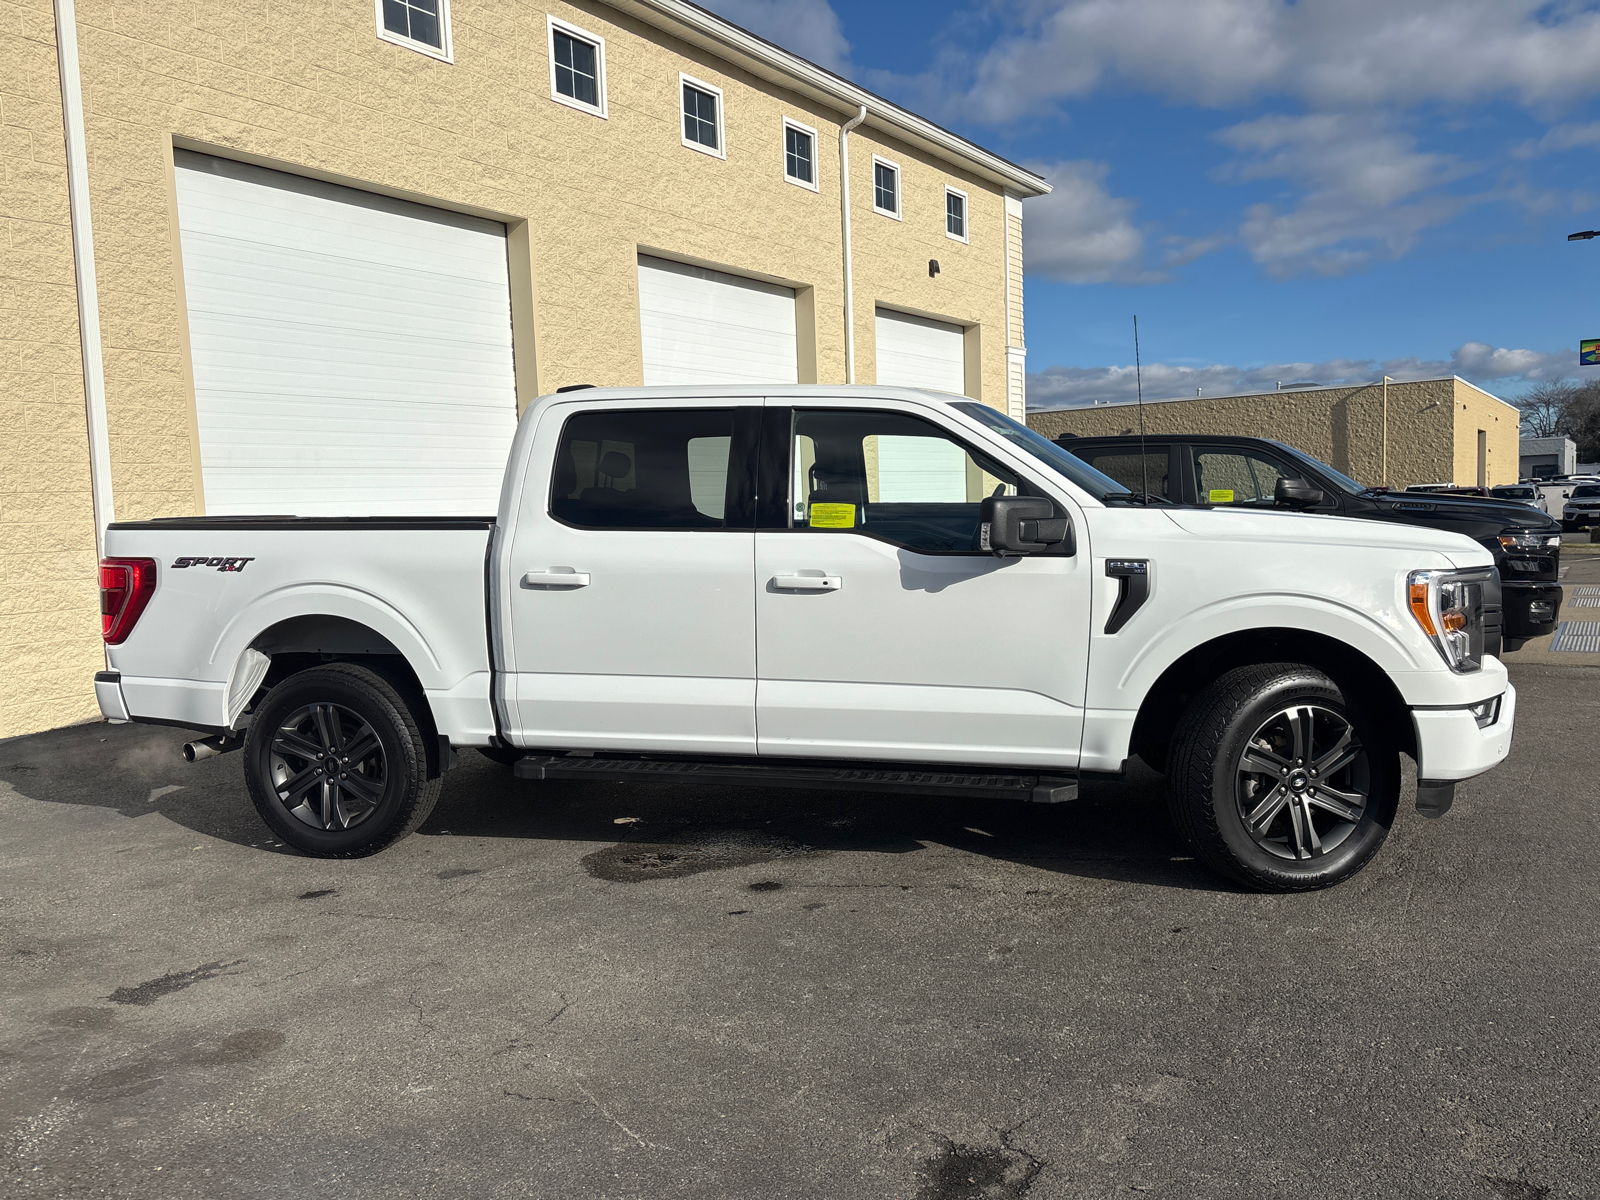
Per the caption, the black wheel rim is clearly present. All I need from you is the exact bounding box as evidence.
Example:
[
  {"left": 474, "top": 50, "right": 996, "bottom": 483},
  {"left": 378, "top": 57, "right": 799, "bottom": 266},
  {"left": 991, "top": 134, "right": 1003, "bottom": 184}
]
[
  {"left": 1234, "top": 704, "right": 1369, "bottom": 862},
  {"left": 268, "top": 703, "right": 387, "bottom": 832}
]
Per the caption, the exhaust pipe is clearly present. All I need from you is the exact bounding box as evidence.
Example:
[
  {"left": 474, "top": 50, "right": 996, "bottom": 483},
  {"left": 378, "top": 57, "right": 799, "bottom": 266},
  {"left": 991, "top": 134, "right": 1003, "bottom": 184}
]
[{"left": 183, "top": 734, "right": 242, "bottom": 762}]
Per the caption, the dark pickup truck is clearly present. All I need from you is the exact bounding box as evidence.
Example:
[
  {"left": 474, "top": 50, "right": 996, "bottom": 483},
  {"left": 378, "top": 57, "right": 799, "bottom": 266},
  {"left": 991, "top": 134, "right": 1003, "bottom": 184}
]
[{"left": 1053, "top": 432, "right": 1563, "bottom": 648}]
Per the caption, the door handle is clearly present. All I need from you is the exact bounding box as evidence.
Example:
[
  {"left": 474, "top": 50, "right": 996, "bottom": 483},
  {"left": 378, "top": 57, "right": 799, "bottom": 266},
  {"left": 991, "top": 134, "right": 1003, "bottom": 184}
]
[
  {"left": 523, "top": 567, "right": 590, "bottom": 588},
  {"left": 772, "top": 573, "right": 842, "bottom": 591}
]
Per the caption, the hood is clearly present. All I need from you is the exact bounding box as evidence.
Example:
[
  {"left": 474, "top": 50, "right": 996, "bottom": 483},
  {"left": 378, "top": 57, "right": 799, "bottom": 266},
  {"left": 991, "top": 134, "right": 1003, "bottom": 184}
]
[
  {"left": 1162, "top": 506, "right": 1492, "bottom": 566},
  {"left": 1368, "top": 491, "right": 1559, "bottom": 531}
]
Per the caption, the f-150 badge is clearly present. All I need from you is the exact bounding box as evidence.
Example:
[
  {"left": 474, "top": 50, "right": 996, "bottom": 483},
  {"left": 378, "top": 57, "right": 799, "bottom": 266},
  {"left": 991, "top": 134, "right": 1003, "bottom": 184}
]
[{"left": 172, "top": 556, "right": 254, "bottom": 572}]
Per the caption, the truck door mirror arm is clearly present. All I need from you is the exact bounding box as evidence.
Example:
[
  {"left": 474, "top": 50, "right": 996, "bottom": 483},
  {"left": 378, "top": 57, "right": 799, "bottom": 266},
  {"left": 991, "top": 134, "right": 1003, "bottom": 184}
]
[{"left": 980, "top": 496, "right": 1074, "bottom": 557}]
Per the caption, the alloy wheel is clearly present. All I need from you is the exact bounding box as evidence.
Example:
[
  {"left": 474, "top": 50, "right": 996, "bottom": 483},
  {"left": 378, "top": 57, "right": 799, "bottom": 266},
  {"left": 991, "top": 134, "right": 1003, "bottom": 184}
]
[
  {"left": 267, "top": 702, "right": 387, "bottom": 831},
  {"left": 1234, "top": 703, "right": 1369, "bottom": 861}
]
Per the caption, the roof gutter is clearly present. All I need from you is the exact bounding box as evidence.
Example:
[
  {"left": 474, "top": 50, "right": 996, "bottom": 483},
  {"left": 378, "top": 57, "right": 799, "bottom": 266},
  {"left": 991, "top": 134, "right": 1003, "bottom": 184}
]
[{"left": 613, "top": 0, "right": 1050, "bottom": 198}]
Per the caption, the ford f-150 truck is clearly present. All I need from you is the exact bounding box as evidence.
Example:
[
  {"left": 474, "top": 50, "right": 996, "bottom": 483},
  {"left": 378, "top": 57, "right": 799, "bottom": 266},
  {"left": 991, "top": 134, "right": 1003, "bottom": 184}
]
[{"left": 95, "top": 386, "right": 1515, "bottom": 891}]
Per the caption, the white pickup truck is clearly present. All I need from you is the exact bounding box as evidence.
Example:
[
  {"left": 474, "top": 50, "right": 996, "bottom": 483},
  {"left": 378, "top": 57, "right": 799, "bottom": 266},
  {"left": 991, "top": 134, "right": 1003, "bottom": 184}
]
[{"left": 95, "top": 386, "right": 1515, "bottom": 891}]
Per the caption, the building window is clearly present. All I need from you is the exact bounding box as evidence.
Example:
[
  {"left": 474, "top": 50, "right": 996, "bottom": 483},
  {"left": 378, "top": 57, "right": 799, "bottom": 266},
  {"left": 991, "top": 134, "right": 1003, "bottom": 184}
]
[
  {"left": 547, "top": 16, "right": 606, "bottom": 117},
  {"left": 784, "top": 119, "right": 818, "bottom": 190},
  {"left": 873, "top": 157, "right": 900, "bottom": 219},
  {"left": 680, "top": 74, "right": 724, "bottom": 158},
  {"left": 945, "top": 187, "right": 968, "bottom": 242},
  {"left": 377, "top": 0, "right": 452, "bottom": 62}
]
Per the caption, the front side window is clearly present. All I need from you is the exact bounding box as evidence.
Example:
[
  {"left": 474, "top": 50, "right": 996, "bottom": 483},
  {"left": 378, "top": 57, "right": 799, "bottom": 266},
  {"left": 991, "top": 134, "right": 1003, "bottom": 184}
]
[
  {"left": 1194, "top": 447, "right": 1302, "bottom": 507},
  {"left": 548, "top": 19, "right": 605, "bottom": 115},
  {"left": 784, "top": 121, "right": 816, "bottom": 188},
  {"left": 945, "top": 188, "right": 967, "bottom": 241},
  {"left": 551, "top": 409, "right": 741, "bottom": 530},
  {"left": 873, "top": 159, "right": 900, "bottom": 218},
  {"left": 379, "top": 0, "right": 451, "bottom": 59},
  {"left": 681, "top": 77, "right": 723, "bottom": 155},
  {"left": 1073, "top": 448, "right": 1173, "bottom": 500},
  {"left": 788, "top": 409, "right": 1021, "bottom": 554}
]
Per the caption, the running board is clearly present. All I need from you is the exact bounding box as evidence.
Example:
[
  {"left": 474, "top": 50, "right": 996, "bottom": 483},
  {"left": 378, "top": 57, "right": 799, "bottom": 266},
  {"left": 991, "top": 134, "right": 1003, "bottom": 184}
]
[{"left": 511, "top": 754, "right": 1079, "bottom": 804}]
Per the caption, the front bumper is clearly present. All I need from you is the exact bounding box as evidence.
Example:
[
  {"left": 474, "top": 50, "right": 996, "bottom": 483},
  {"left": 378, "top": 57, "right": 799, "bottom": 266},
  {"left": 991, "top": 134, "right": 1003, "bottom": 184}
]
[
  {"left": 1411, "top": 682, "right": 1516, "bottom": 783},
  {"left": 1503, "top": 581, "right": 1563, "bottom": 640}
]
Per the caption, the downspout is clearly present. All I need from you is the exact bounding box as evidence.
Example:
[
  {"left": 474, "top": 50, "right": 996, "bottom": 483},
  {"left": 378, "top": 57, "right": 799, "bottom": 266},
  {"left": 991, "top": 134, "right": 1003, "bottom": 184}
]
[
  {"left": 54, "top": 0, "right": 114, "bottom": 556},
  {"left": 838, "top": 105, "right": 867, "bottom": 384}
]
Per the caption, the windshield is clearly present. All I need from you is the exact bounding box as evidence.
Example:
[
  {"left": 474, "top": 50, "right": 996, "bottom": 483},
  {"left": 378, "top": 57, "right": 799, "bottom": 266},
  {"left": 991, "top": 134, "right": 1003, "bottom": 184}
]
[
  {"left": 1494, "top": 487, "right": 1534, "bottom": 498},
  {"left": 952, "top": 402, "right": 1133, "bottom": 501},
  {"left": 1271, "top": 442, "right": 1367, "bottom": 495},
  {"left": 1574, "top": 485, "right": 1600, "bottom": 498}
]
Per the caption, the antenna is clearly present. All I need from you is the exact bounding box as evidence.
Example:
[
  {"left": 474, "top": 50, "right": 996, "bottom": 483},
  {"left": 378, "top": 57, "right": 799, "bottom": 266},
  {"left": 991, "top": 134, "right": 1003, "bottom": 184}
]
[{"left": 1134, "top": 315, "right": 1148, "bottom": 503}]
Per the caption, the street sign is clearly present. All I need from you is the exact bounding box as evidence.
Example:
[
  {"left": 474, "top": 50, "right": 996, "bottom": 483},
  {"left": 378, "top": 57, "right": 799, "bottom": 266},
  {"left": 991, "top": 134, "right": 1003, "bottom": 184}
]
[{"left": 1584, "top": 339, "right": 1600, "bottom": 366}]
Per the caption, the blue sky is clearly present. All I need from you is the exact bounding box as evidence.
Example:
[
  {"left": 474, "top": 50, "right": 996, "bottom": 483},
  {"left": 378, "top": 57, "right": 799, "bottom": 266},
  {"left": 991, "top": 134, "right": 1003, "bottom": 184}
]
[{"left": 704, "top": 0, "right": 1600, "bottom": 409}]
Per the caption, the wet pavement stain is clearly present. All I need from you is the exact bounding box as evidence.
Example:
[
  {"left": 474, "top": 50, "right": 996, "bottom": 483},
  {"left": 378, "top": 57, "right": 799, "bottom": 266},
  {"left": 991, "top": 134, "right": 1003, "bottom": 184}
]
[
  {"left": 916, "top": 1138, "right": 1044, "bottom": 1200},
  {"left": 106, "top": 959, "right": 245, "bottom": 1006},
  {"left": 582, "top": 828, "right": 818, "bottom": 882},
  {"left": 1485, "top": 1178, "right": 1551, "bottom": 1200},
  {"left": 436, "top": 868, "right": 482, "bottom": 880},
  {"left": 298, "top": 888, "right": 338, "bottom": 900},
  {"left": 748, "top": 880, "right": 784, "bottom": 892}
]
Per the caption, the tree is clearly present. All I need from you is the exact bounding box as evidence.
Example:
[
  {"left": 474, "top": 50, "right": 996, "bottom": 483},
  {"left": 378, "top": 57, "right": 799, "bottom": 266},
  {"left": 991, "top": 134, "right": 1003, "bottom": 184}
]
[{"left": 1515, "top": 380, "right": 1580, "bottom": 438}]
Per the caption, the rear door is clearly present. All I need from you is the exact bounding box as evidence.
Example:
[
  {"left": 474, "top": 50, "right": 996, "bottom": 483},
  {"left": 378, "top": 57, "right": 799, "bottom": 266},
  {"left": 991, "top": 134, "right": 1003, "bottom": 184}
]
[
  {"left": 754, "top": 401, "right": 1091, "bottom": 769},
  {"left": 503, "top": 401, "right": 760, "bottom": 754}
]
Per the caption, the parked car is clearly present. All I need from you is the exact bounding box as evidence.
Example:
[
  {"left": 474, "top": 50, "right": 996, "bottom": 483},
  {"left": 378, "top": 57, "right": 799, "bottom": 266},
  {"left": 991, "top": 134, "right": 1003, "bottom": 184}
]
[
  {"left": 1490, "top": 484, "right": 1546, "bottom": 512},
  {"left": 1052, "top": 432, "right": 1562, "bottom": 649},
  {"left": 1434, "top": 486, "right": 1493, "bottom": 498},
  {"left": 96, "top": 387, "right": 1515, "bottom": 892},
  {"left": 1562, "top": 484, "right": 1600, "bottom": 530}
]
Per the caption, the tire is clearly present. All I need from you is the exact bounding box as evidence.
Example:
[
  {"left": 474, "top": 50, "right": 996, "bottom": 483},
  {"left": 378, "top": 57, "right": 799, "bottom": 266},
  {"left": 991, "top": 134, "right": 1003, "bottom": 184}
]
[
  {"left": 243, "top": 663, "right": 442, "bottom": 858},
  {"left": 1167, "top": 662, "right": 1399, "bottom": 892}
]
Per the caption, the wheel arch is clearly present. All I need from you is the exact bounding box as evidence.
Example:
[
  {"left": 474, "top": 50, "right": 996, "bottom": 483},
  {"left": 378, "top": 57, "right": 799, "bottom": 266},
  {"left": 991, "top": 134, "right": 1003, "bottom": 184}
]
[{"left": 1129, "top": 628, "right": 1416, "bottom": 768}]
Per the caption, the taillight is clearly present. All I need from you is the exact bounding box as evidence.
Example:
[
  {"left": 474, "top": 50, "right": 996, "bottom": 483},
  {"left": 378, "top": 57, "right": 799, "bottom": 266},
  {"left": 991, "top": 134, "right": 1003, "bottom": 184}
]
[{"left": 99, "top": 557, "right": 157, "bottom": 644}]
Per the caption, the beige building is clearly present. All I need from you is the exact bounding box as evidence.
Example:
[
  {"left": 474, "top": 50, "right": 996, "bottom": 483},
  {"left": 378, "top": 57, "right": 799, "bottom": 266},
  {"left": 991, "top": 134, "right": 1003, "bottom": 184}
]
[
  {"left": 2, "top": 0, "right": 1048, "bottom": 739},
  {"left": 1028, "top": 377, "right": 1520, "bottom": 492}
]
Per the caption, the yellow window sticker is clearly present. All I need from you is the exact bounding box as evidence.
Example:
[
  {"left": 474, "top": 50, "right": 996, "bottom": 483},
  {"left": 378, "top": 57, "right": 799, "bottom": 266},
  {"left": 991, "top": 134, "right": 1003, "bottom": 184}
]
[
  {"left": 1207, "top": 489, "right": 1235, "bottom": 504},
  {"left": 809, "top": 503, "right": 856, "bottom": 528}
]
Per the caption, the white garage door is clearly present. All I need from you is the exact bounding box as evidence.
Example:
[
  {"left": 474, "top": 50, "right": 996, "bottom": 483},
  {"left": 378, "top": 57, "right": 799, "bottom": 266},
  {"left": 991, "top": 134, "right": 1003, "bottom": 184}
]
[
  {"left": 174, "top": 151, "right": 518, "bottom": 515},
  {"left": 638, "top": 255, "right": 798, "bottom": 385},
  {"left": 875, "top": 308, "right": 966, "bottom": 395}
]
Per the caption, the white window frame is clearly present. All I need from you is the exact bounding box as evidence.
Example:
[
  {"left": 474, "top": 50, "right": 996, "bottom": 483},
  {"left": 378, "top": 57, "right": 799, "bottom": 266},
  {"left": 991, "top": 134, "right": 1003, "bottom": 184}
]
[
  {"left": 546, "top": 15, "right": 607, "bottom": 119},
  {"left": 679, "top": 72, "right": 726, "bottom": 160},
  {"left": 374, "top": 0, "right": 453, "bottom": 63},
  {"left": 872, "top": 155, "right": 901, "bottom": 220},
  {"left": 944, "top": 185, "right": 969, "bottom": 243},
  {"left": 782, "top": 118, "right": 819, "bottom": 192}
]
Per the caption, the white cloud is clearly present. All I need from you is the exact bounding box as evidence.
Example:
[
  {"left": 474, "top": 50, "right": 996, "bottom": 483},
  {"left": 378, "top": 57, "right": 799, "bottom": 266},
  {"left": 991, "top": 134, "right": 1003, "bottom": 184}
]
[
  {"left": 1215, "top": 113, "right": 1480, "bottom": 277},
  {"left": 1027, "top": 342, "right": 1575, "bottom": 410},
  {"left": 698, "top": 0, "right": 852, "bottom": 73},
  {"left": 1022, "top": 160, "right": 1161, "bottom": 283},
  {"left": 962, "top": 0, "right": 1600, "bottom": 123},
  {"left": 1514, "top": 121, "right": 1600, "bottom": 159}
]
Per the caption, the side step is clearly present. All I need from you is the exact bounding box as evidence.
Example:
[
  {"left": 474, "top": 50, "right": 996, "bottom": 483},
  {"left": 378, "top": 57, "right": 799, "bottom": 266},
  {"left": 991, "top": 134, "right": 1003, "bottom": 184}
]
[{"left": 511, "top": 754, "right": 1078, "bottom": 804}]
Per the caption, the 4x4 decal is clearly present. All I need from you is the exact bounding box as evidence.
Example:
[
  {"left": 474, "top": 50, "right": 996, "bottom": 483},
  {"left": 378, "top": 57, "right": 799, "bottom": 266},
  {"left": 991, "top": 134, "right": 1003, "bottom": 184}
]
[{"left": 172, "top": 556, "right": 254, "bottom": 572}]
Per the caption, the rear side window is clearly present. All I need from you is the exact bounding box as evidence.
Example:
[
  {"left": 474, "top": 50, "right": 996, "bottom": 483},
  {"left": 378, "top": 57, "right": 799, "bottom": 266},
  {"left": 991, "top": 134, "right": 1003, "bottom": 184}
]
[
  {"left": 551, "top": 409, "right": 741, "bottom": 530},
  {"left": 788, "top": 409, "right": 1021, "bottom": 554},
  {"left": 1194, "top": 447, "right": 1302, "bottom": 507},
  {"left": 1072, "top": 448, "right": 1172, "bottom": 499}
]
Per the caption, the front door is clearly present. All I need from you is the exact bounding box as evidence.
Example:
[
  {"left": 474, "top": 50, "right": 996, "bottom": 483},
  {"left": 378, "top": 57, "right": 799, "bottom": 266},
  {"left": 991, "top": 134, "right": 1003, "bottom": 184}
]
[
  {"left": 755, "top": 403, "right": 1092, "bottom": 769},
  {"left": 504, "top": 402, "right": 759, "bottom": 754}
]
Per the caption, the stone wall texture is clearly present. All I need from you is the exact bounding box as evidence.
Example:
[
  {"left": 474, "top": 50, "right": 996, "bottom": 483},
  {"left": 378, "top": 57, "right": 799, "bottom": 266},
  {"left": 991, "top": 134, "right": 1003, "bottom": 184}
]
[
  {"left": 2, "top": 0, "right": 1025, "bottom": 738},
  {"left": 1027, "top": 377, "right": 1521, "bottom": 492},
  {"left": 1, "top": 0, "right": 105, "bottom": 739}
]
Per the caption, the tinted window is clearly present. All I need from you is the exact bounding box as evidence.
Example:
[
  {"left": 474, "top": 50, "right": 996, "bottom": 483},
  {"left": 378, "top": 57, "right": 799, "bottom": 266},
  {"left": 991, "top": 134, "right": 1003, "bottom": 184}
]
[
  {"left": 553, "top": 30, "right": 599, "bottom": 107},
  {"left": 790, "top": 410, "right": 1021, "bottom": 554},
  {"left": 785, "top": 125, "right": 813, "bottom": 183},
  {"left": 1195, "top": 447, "right": 1302, "bottom": 507},
  {"left": 382, "top": 0, "right": 442, "bottom": 48},
  {"left": 1072, "top": 448, "right": 1172, "bottom": 499},
  {"left": 551, "top": 409, "right": 739, "bottom": 530},
  {"left": 683, "top": 84, "right": 719, "bottom": 149},
  {"left": 874, "top": 162, "right": 898, "bottom": 213},
  {"left": 1574, "top": 485, "right": 1600, "bottom": 498}
]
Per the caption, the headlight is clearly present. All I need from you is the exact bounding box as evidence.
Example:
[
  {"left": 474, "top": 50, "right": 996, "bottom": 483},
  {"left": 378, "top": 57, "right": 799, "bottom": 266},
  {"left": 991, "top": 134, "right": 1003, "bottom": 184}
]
[
  {"left": 1498, "top": 532, "right": 1561, "bottom": 551},
  {"left": 1408, "top": 569, "right": 1492, "bottom": 673}
]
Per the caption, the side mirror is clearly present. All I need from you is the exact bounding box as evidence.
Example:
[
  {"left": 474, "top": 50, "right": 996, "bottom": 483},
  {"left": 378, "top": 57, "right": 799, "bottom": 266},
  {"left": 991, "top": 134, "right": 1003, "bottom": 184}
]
[
  {"left": 1275, "top": 477, "right": 1325, "bottom": 510},
  {"left": 980, "top": 496, "right": 1073, "bottom": 557}
]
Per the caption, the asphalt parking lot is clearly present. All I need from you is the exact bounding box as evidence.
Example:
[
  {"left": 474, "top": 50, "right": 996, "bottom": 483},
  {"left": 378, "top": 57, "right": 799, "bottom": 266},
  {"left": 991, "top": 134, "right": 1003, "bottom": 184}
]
[{"left": 4, "top": 601, "right": 1598, "bottom": 1199}]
